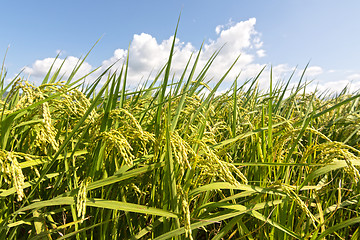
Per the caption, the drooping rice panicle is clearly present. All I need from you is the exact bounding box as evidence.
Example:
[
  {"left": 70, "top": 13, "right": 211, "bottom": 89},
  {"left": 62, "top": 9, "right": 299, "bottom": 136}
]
[{"left": 1, "top": 30, "right": 360, "bottom": 240}]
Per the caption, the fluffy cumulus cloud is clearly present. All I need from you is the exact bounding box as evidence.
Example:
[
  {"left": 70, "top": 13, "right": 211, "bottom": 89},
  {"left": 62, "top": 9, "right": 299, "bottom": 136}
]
[
  {"left": 99, "top": 33, "right": 195, "bottom": 84},
  {"left": 297, "top": 66, "right": 323, "bottom": 78},
  {"left": 306, "top": 66, "right": 323, "bottom": 77},
  {"left": 23, "top": 18, "right": 339, "bottom": 94},
  {"left": 98, "top": 18, "right": 272, "bottom": 86},
  {"left": 256, "top": 49, "right": 266, "bottom": 58},
  {"left": 311, "top": 73, "right": 360, "bottom": 94},
  {"left": 23, "top": 56, "right": 93, "bottom": 81},
  {"left": 21, "top": 18, "right": 289, "bottom": 88}
]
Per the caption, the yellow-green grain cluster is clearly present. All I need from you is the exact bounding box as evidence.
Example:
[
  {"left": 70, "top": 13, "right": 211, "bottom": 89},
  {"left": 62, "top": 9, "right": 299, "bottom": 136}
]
[{"left": 1, "top": 38, "right": 360, "bottom": 240}]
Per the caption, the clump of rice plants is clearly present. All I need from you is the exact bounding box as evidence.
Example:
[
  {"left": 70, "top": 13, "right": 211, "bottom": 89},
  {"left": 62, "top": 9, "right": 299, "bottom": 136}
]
[{"left": 1, "top": 26, "right": 360, "bottom": 240}]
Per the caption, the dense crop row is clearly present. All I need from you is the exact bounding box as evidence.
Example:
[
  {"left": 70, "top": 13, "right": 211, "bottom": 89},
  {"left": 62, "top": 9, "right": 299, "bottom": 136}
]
[{"left": 1, "top": 26, "right": 360, "bottom": 239}]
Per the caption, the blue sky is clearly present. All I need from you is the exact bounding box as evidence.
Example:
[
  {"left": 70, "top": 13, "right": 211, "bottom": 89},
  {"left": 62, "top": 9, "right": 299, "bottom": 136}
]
[{"left": 2, "top": 0, "right": 360, "bottom": 92}]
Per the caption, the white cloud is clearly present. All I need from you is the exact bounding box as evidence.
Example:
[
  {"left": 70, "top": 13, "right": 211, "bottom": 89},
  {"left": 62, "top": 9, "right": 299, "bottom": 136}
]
[
  {"left": 302, "top": 66, "right": 323, "bottom": 78},
  {"left": 347, "top": 73, "right": 360, "bottom": 80},
  {"left": 20, "top": 18, "right": 306, "bottom": 92},
  {"left": 23, "top": 56, "right": 93, "bottom": 82},
  {"left": 100, "top": 48, "right": 127, "bottom": 71},
  {"left": 98, "top": 17, "right": 270, "bottom": 86},
  {"left": 215, "top": 25, "right": 224, "bottom": 35},
  {"left": 306, "top": 72, "right": 360, "bottom": 94},
  {"left": 311, "top": 80, "right": 359, "bottom": 93},
  {"left": 253, "top": 37, "right": 263, "bottom": 49},
  {"left": 256, "top": 49, "right": 266, "bottom": 58},
  {"left": 97, "top": 33, "right": 196, "bottom": 85},
  {"left": 296, "top": 66, "right": 323, "bottom": 79},
  {"left": 204, "top": 18, "right": 258, "bottom": 57}
]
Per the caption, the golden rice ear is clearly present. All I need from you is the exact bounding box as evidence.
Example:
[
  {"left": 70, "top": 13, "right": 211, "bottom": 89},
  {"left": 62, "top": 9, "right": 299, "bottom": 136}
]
[
  {"left": 77, "top": 177, "right": 91, "bottom": 222},
  {"left": 1, "top": 151, "right": 26, "bottom": 201},
  {"left": 1, "top": 24, "right": 360, "bottom": 239},
  {"left": 99, "top": 129, "right": 134, "bottom": 166}
]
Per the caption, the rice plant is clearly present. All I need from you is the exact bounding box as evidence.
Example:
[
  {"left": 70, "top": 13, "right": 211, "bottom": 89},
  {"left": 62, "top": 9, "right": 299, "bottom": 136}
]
[{"left": 1, "top": 24, "right": 360, "bottom": 240}]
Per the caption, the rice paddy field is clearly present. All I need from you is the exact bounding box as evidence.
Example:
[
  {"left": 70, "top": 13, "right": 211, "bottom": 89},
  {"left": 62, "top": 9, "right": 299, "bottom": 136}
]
[{"left": 1, "top": 28, "right": 360, "bottom": 239}]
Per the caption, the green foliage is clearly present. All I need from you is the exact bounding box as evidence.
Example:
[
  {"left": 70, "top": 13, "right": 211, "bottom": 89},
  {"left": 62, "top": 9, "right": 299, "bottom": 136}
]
[{"left": 1, "top": 29, "right": 360, "bottom": 240}]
